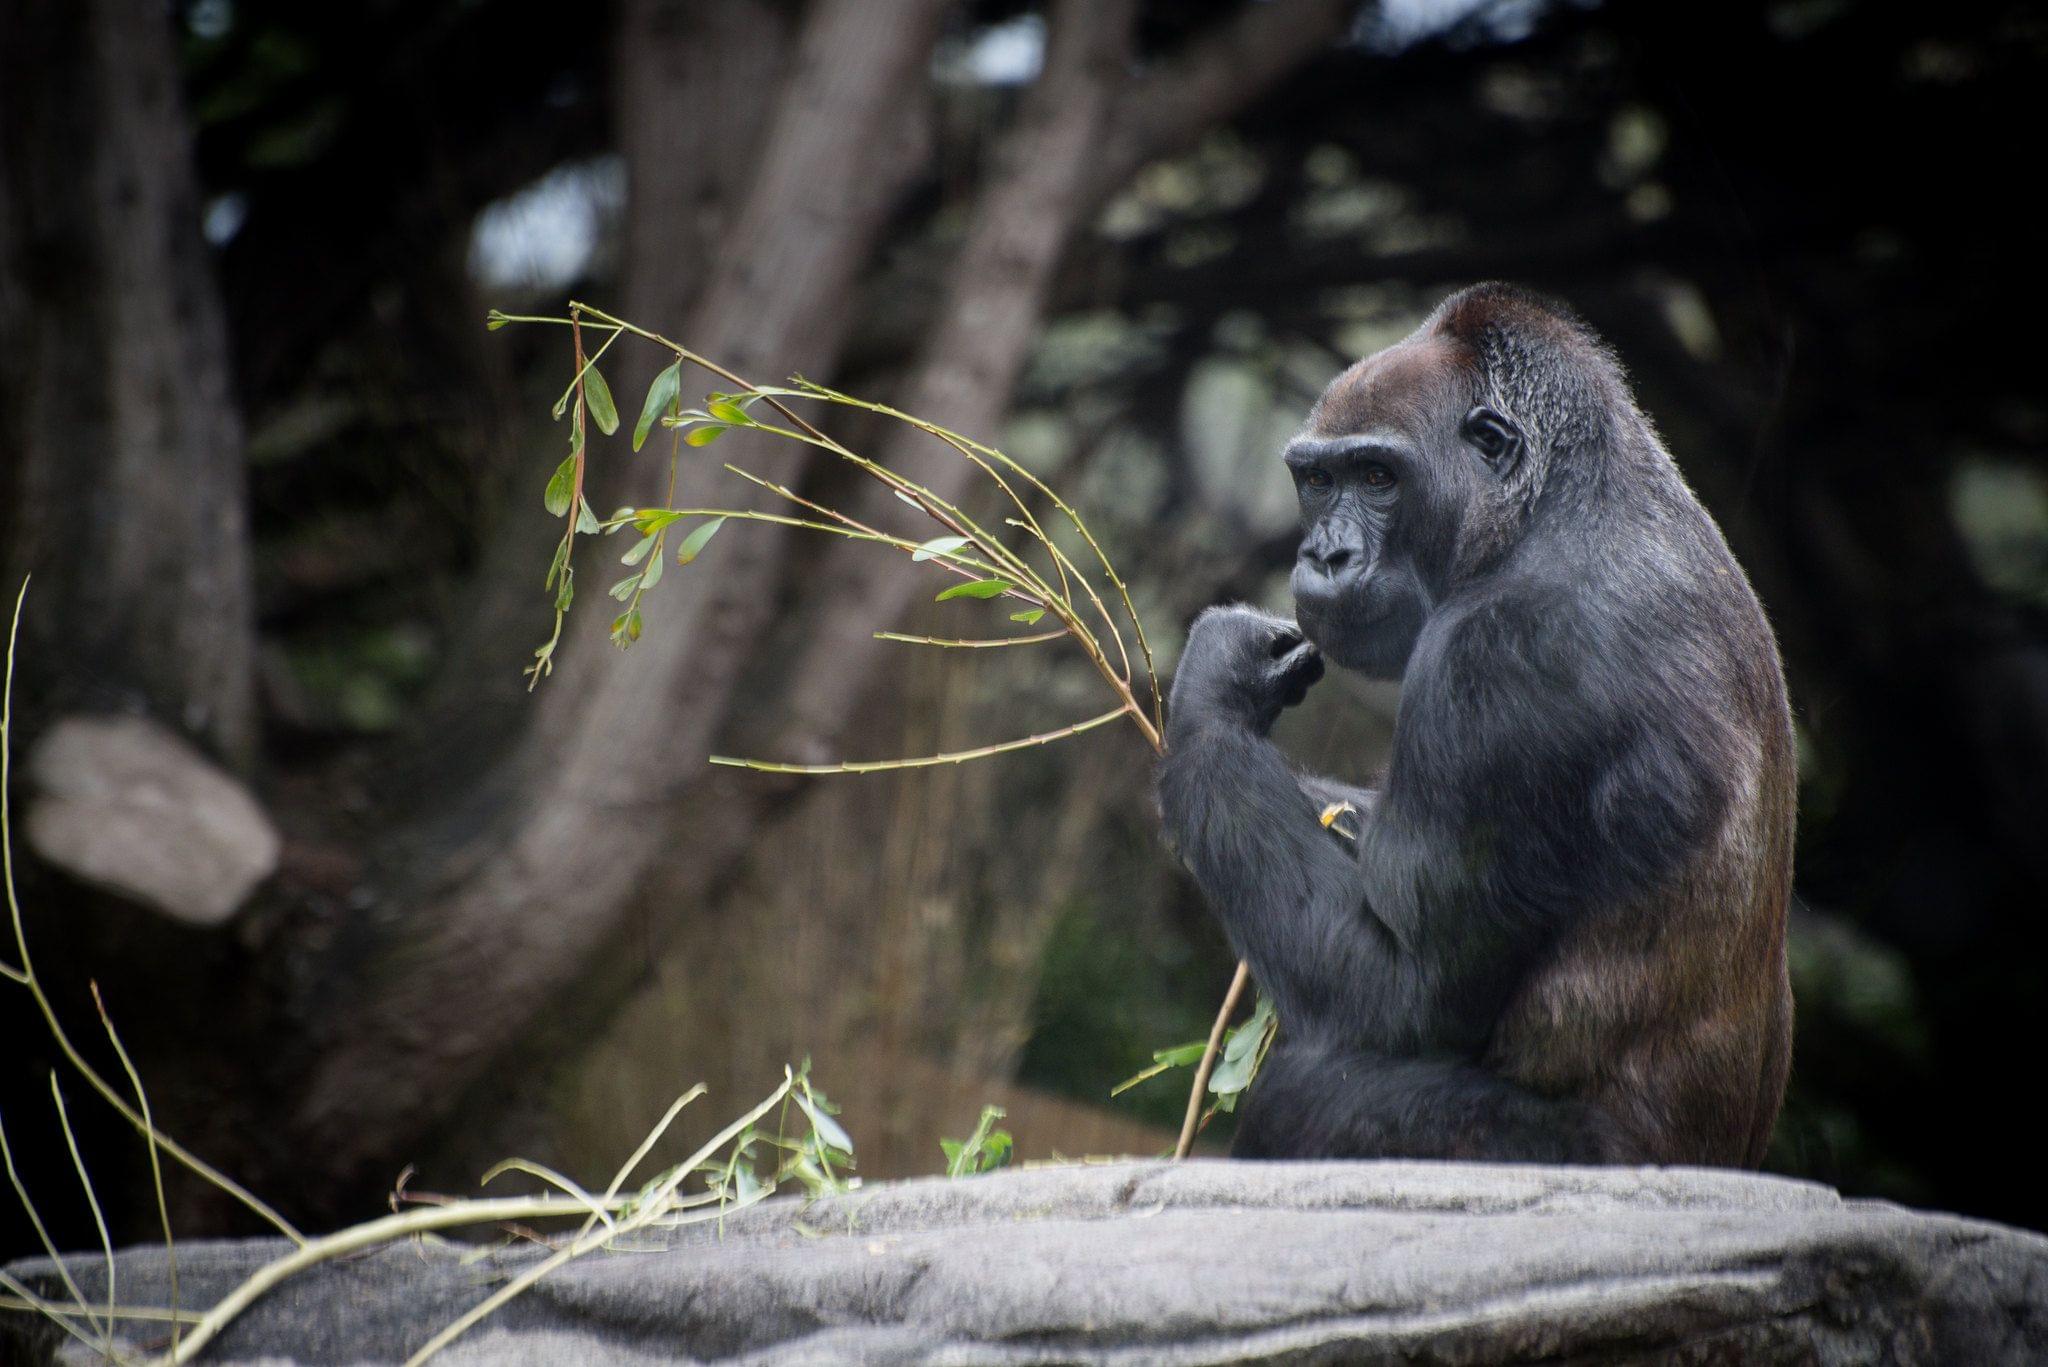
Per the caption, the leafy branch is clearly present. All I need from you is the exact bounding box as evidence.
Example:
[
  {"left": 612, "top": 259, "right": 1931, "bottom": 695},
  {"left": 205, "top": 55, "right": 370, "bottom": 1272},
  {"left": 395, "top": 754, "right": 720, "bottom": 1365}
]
[
  {"left": 491, "top": 302, "right": 1257, "bottom": 1160},
  {"left": 491, "top": 301, "right": 1163, "bottom": 765}
]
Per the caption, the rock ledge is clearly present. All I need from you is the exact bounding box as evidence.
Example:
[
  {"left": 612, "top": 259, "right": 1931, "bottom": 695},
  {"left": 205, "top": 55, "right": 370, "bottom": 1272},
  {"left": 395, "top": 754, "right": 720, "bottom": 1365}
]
[{"left": 5, "top": 1160, "right": 2045, "bottom": 1363}]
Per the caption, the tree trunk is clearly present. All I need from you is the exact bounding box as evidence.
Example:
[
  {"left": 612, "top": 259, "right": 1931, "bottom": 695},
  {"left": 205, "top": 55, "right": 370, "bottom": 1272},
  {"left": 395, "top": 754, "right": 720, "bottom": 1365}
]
[
  {"left": 0, "top": 0, "right": 256, "bottom": 766},
  {"left": 614, "top": 0, "right": 797, "bottom": 344},
  {"left": 290, "top": 0, "right": 955, "bottom": 1196},
  {"left": 765, "top": 0, "right": 1142, "bottom": 765}
]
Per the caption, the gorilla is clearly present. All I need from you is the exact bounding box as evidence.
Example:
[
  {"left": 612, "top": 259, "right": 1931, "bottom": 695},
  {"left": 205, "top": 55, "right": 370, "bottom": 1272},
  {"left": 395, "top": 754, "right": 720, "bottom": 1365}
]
[{"left": 1157, "top": 283, "right": 1794, "bottom": 1166}]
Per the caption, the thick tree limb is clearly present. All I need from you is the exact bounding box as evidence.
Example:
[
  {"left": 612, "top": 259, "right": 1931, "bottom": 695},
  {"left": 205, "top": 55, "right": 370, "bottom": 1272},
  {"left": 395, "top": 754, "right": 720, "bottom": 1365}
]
[
  {"left": 0, "top": 0, "right": 257, "bottom": 765},
  {"left": 767, "top": 0, "right": 1142, "bottom": 765},
  {"left": 1085, "top": 0, "right": 1360, "bottom": 210}
]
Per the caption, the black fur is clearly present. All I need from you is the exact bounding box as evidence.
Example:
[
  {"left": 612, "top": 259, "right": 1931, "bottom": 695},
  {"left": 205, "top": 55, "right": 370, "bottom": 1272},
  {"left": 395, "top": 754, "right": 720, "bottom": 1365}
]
[{"left": 1157, "top": 283, "right": 1795, "bottom": 1166}]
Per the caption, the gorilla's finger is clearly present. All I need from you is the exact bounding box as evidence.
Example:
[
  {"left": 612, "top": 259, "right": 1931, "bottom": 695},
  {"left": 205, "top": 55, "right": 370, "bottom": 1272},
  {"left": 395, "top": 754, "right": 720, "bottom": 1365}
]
[
  {"left": 1267, "top": 622, "right": 1306, "bottom": 657},
  {"left": 1275, "top": 640, "right": 1325, "bottom": 684}
]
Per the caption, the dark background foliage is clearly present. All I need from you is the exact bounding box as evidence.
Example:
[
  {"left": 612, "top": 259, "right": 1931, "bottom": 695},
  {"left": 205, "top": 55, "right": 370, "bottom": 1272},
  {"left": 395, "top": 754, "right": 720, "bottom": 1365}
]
[{"left": 1, "top": 0, "right": 2043, "bottom": 1262}]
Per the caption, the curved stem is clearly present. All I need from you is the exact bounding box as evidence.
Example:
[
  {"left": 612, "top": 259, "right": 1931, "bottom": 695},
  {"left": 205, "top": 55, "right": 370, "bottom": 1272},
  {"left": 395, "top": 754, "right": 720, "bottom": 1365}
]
[{"left": 710, "top": 706, "right": 1130, "bottom": 775}]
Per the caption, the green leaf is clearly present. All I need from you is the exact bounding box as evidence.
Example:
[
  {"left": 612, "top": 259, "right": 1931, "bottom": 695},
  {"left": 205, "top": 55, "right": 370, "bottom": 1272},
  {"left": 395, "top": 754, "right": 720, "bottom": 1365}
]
[
  {"left": 555, "top": 565, "right": 574, "bottom": 613},
  {"left": 622, "top": 534, "right": 658, "bottom": 566},
  {"left": 1208, "top": 994, "right": 1277, "bottom": 1097},
  {"left": 934, "top": 578, "right": 1013, "bottom": 602},
  {"left": 610, "top": 573, "right": 642, "bottom": 602},
  {"left": 575, "top": 498, "right": 601, "bottom": 536},
  {"left": 1009, "top": 608, "right": 1046, "bottom": 625},
  {"left": 911, "top": 535, "right": 969, "bottom": 563},
  {"left": 640, "top": 546, "right": 664, "bottom": 589},
  {"left": 610, "top": 609, "right": 642, "bottom": 646},
  {"left": 1110, "top": 1041, "right": 1206, "bottom": 1097},
  {"left": 794, "top": 1091, "right": 854, "bottom": 1154},
  {"left": 675, "top": 517, "right": 726, "bottom": 565},
  {"left": 707, "top": 398, "right": 750, "bottom": 425},
  {"left": 544, "top": 456, "right": 577, "bottom": 517},
  {"left": 685, "top": 423, "right": 728, "bottom": 447},
  {"left": 485, "top": 309, "right": 511, "bottom": 331},
  {"left": 635, "top": 508, "right": 684, "bottom": 534},
  {"left": 585, "top": 365, "right": 619, "bottom": 435},
  {"left": 634, "top": 361, "right": 681, "bottom": 451},
  {"left": 940, "top": 1105, "right": 1010, "bottom": 1177},
  {"left": 545, "top": 538, "right": 570, "bottom": 591}
]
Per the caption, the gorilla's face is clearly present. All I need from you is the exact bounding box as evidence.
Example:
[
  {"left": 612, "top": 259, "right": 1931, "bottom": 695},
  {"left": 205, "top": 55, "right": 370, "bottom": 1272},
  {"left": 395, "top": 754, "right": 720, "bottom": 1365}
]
[{"left": 1285, "top": 336, "right": 1523, "bottom": 678}]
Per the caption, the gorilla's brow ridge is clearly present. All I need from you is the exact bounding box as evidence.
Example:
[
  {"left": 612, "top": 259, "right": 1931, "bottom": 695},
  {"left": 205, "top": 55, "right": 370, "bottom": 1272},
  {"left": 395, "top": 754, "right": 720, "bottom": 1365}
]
[{"left": 1285, "top": 432, "right": 1414, "bottom": 468}]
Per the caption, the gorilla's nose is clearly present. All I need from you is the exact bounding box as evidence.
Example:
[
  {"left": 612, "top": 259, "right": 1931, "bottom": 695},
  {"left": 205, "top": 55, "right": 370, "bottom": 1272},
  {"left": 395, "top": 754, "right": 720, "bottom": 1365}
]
[
  {"left": 1298, "top": 542, "right": 1356, "bottom": 577},
  {"left": 1304, "top": 546, "right": 1351, "bottom": 573}
]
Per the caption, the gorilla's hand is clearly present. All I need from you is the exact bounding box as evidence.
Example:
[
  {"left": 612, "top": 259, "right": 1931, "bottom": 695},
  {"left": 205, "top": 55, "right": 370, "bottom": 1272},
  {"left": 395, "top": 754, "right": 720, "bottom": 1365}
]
[{"left": 1169, "top": 605, "right": 1325, "bottom": 739}]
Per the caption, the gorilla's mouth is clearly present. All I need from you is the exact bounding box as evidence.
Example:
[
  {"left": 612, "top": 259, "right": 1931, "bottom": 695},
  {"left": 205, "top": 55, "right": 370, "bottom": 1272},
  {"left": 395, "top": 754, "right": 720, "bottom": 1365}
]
[{"left": 1295, "top": 592, "right": 1383, "bottom": 639}]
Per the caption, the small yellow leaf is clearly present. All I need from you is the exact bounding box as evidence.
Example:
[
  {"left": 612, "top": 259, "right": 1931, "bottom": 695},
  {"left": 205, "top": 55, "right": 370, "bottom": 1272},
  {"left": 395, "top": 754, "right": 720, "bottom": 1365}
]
[{"left": 1319, "top": 800, "right": 1360, "bottom": 841}]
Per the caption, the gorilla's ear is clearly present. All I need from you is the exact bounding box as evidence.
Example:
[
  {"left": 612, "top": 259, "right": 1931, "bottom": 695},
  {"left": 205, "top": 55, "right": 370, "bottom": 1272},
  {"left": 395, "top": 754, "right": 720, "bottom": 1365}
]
[{"left": 1462, "top": 406, "right": 1523, "bottom": 476}]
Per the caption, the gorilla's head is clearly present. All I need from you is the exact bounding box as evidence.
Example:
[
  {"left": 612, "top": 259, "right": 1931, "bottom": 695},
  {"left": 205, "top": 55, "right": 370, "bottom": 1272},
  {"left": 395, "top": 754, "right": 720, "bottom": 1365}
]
[{"left": 1286, "top": 282, "right": 1621, "bottom": 676}]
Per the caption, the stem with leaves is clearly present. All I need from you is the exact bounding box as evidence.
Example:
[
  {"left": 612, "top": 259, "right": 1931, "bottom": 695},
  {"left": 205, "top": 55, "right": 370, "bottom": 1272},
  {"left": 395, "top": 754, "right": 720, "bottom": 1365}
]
[{"left": 491, "top": 304, "right": 1254, "bottom": 1159}]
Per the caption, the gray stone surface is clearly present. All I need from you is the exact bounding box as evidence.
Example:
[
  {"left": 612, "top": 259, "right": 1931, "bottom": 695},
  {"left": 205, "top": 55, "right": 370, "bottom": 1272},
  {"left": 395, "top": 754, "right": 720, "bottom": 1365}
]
[
  {"left": 5, "top": 1160, "right": 2045, "bottom": 1364},
  {"left": 24, "top": 713, "right": 280, "bottom": 926}
]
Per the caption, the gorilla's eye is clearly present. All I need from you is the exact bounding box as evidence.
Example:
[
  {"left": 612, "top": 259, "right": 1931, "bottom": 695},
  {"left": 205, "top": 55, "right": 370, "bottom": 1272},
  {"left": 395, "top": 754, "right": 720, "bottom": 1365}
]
[
  {"left": 1463, "top": 408, "right": 1519, "bottom": 465},
  {"left": 1362, "top": 464, "right": 1395, "bottom": 490},
  {"left": 1302, "top": 467, "right": 1334, "bottom": 490}
]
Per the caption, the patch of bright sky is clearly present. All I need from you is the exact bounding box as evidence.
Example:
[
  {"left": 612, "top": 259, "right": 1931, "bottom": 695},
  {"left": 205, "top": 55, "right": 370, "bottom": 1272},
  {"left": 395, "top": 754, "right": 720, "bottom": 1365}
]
[
  {"left": 187, "top": 0, "right": 234, "bottom": 41},
  {"left": 934, "top": 13, "right": 1046, "bottom": 85},
  {"left": 469, "top": 157, "right": 623, "bottom": 294},
  {"left": 1368, "top": 0, "right": 1579, "bottom": 50},
  {"left": 203, "top": 192, "right": 249, "bottom": 247}
]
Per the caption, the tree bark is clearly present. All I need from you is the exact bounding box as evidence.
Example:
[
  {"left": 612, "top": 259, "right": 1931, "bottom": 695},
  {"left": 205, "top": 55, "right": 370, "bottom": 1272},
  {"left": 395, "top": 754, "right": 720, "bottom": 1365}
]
[
  {"left": 614, "top": 0, "right": 797, "bottom": 343},
  {"left": 766, "top": 0, "right": 1142, "bottom": 765},
  {"left": 0, "top": 0, "right": 257, "bottom": 766}
]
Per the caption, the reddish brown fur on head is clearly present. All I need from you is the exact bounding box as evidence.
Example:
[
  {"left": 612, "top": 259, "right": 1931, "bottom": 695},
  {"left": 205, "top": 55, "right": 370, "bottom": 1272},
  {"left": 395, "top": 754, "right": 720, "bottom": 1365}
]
[{"left": 1307, "top": 334, "right": 1470, "bottom": 443}]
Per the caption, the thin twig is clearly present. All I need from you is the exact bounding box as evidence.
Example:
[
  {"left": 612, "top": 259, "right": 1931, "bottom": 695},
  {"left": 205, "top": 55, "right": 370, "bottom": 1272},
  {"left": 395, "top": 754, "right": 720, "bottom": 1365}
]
[
  {"left": 0, "top": 1271, "right": 111, "bottom": 1359},
  {"left": 49, "top": 1072, "right": 117, "bottom": 1352},
  {"left": 709, "top": 706, "right": 1129, "bottom": 775},
  {"left": 1176, "top": 961, "right": 1250, "bottom": 1159},
  {"left": 0, "top": 1106, "right": 101, "bottom": 1342},
  {"left": 403, "top": 1075, "right": 797, "bottom": 1365},
  {"left": 93, "top": 982, "right": 179, "bottom": 1350},
  {"left": 874, "top": 631, "right": 1064, "bottom": 649},
  {"left": 579, "top": 1084, "right": 705, "bottom": 1242}
]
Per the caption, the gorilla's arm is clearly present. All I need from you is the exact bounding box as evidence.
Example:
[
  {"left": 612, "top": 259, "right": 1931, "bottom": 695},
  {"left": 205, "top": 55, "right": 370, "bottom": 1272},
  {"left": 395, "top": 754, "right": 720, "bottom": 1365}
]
[
  {"left": 1157, "top": 602, "right": 1610, "bottom": 1055},
  {"left": 1157, "top": 607, "right": 1436, "bottom": 1044}
]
